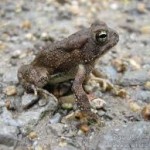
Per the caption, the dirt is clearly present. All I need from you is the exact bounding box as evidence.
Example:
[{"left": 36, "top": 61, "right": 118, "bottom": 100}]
[{"left": 0, "top": 0, "right": 150, "bottom": 150}]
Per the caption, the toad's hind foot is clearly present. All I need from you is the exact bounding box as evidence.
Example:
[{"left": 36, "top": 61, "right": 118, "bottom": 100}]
[
  {"left": 75, "top": 110, "right": 100, "bottom": 125},
  {"left": 31, "top": 85, "right": 58, "bottom": 103},
  {"left": 86, "top": 111, "right": 99, "bottom": 124}
]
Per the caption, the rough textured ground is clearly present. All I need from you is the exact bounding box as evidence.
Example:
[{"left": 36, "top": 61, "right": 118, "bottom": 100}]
[{"left": 0, "top": 0, "right": 150, "bottom": 150}]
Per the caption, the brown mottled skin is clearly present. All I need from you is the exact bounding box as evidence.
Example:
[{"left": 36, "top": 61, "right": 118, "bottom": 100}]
[{"left": 18, "top": 21, "right": 119, "bottom": 121}]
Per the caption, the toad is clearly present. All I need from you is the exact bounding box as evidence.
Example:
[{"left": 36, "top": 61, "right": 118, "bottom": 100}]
[{"left": 18, "top": 21, "right": 119, "bottom": 122}]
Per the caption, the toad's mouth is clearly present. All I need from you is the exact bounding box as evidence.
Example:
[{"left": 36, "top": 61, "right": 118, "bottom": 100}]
[
  {"left": 100, "top": 42, "right": 118, "bottom": 57},
  {"left": 101, "top": 32, "right": 119, "bottom": 55}
]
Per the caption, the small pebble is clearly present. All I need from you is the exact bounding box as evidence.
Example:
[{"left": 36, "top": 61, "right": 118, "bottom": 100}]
[
  {"left": 58, "top": 138, "right": 67, "bottom": 147},
  {"left": 4, "top": 86, "right": 17, "bottom": 96},
  {"left": 69, "top": 4, "right": 80, "bottom": 15},
  {"left": 137, "top": 2, "right": 147, "bottom": 13},
  {"left": 21, "top": 20, "right": 32, "bottom": 29},
  {"left": 110, "top": 3, "right": 119, "bottom": 10},
  {"left": 25, "top": 33, "right": 36, "bottom": 41},
  {"left": 59, "top": 95, "right": 75, "bottom": 110},
  {"left": 144, "top": 81, "right": 150, "bottom": 90},
  {"left": 90, "top": 98, "right": 106, "bottom": 109},
  {"left": 141, "top": 104, "right": 150, "bottom": 120},
  {"left": 11, "top": 50, "right": 22, "bottom": 58},
  {"left": 61, "top": 103, "right": 73, "bottom": 110},
  {"left": 129, "top": 102, "right": 141, "bottom": 112},
  {"left": 0, "top": 41, "right": 6, "bottom": 51},
  {"left": 79, "top": 124, "right": 90, "bottom": 133},
  {"left": 140, "top": 25, "right": 150, "bottom": 34},
  {"left": 112, "top": 59, "right": 127, "bottom": 73},
  {"left": 5, "top": 99, "right": 16, "bottom": 110},
  {"left": 41, "top": 32, "right": 48, "bottom": 39},
  {"left": 129, "top": 59, "right": 141, "bottom": 70},
  {"left": 35, "top": 145, "right": 43, "bottom": 150},
  {"left": 5, "top": 100, "right": 11, "bottom": 110},
  {"left": 28, "top": 131, "right": 38, "bottom": 140}
]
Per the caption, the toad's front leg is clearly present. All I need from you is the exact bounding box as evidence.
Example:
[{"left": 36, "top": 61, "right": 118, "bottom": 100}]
[{"left": 72, "top": 64, "right": 98, "bottom": 123}]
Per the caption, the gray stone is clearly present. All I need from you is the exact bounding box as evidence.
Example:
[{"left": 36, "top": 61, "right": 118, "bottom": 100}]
[
  {"left": 98, "top": 110, "right": 106, "bottom": 117},
  {"left": 2, "top": 67, "right": 19, "bottom": 84},
  {"left": 96, "top": 122, "right": 150, "bottom": 150},
  {"left": 119, "top": 69, "right": 150, "bottom": 86},
  {"left": 0, "top": 83, "right": 3, "bottom": 93},
  {"left": 0, "top": 123, "right": 18, "bottom": 147},
  {"left": 39, "top": 94, "right": 58, "bottom": 116},
  {"left": 0, "top": 101, "right": 5, "bottom": 108},
  {"left": 0, "top": 145, "right": 14, "bottom": 150},
  {"left": 1, "top": 108, "right": 20, "bottom": 127},
  {"left": 1, "top": 0, "right": 150, "bottom": 150},
  {"left": 22, "top": 93, "right": 38, "bottom": 109},
  {"left": 51, "top": 145, "right": 78, "bottom": 150},
  {"left": 48, "top": 123, "right": 66, "bottom": 136},
  {"left": 49, "top": 113, "right": 62, "bottom": 124},
  {"left": 134, "top": 90, "right": 150, "bottom": 103},
  {"left": 17, "top": 110, "right": 44, "bottom": 134},
  {"left": 18, "top": 94, "right": 58, "bottom": 134},
  {"left": 38, "top": 98, "right": 47, "bottom": 107},
  {"left": 96, "top": 65, "right": 118, "bottom": 83}
]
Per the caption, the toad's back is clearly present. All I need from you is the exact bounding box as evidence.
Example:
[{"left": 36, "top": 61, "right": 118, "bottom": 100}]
[
  {"left": 32, "top": 47, "right": 82, "bottom": 73},
  {"left": 31, "top": 28, "right": 90, "bottom": 74}
]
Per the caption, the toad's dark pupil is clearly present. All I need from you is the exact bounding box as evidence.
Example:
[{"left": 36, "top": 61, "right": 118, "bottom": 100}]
[
  {"left": 96, "top": 31, "right": 107, "bottom": 43},
  {"left": 99, "top": 33, "right": 107, "bottom": 38}
]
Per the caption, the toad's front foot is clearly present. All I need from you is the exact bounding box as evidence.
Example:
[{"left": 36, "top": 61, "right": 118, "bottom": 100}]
[{"left": 87, "top": 73, "right": 113, "bottom": 92}]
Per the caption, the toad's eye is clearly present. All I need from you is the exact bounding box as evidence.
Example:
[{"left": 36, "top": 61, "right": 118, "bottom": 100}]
[{"left": 95, "top": 30, "right": 107, "bottom": 43}]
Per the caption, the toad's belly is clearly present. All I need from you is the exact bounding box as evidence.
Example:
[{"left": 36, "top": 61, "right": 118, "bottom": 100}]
[{"left": 48, "top": 66, "right": 78, "bottom": 84}]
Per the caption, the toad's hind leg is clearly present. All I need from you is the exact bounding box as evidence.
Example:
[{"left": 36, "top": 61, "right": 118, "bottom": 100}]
[
  {"left": 72, "top": 64, "right": 99, "bottom": 124},
  {"left": 18, "top": 65, "right": 57, "bottom": 107},
  {"left": 29, "top": 67, "right": 58, "bottom": 103}
]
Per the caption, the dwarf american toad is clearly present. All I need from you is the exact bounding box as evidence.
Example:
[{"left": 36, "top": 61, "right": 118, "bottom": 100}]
[{"left": 18, "top": 21, "right": 119, "bottom": 121}]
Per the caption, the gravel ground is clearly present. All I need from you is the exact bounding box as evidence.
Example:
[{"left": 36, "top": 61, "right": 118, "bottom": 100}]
[{"left": 0, "top": 0, "right": 150, "bottom": 150}]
